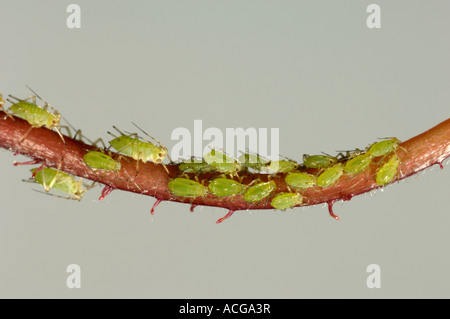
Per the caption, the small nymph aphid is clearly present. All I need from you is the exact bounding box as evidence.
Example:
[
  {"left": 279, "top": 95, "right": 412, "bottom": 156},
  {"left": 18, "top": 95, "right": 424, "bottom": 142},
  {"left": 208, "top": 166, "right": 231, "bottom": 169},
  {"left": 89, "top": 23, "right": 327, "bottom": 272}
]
[
  {"left": 108, "top": 123, "right": 169, "bottom": 173},
  {"left": 84, "top": 151, "right": 121, "bottom": 172},
  {"left": 271, "top": 192, "right": 303, "bottom": 211},
  {"left": 30, "top": 167, "right": 92, "bottom": 201},
  {"left": 243, "top": 180, "right": 276, "bottom": 203},
  {"left": 208, "top": 178, "right": 244, "bottom": 197},
  {"left": 168, "top": 177, "right": 208, "bottom": 197},
  {"left": 316, "top": 164, "right": 344, "bottom": 188},
  {"left": 368, "top": 138, "right": 401, "bottom": 158},
  {"left": 303, "top": 154, "right": 337, "bottom": 169},
  {"left": 238, "top": 153, "right": 269, "bottom": 171},
  {"left": 343, "top": 152, "right": 371, "bottom": 175},
  {"left": 285, "top": 172, "right": 316, "bottom": 189},
  {"left": 6, "top": 87, "right": 65, "bottom": 143},
  {"left": 376, "top": 154, "right": 400, "bottom": 186}
]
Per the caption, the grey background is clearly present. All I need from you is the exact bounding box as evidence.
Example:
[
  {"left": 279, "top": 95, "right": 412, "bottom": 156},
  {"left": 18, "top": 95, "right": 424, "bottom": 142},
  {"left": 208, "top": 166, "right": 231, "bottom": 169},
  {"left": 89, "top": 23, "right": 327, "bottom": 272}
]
[{"left": 0, "top": 1, "right": 449, "bottom": 298}]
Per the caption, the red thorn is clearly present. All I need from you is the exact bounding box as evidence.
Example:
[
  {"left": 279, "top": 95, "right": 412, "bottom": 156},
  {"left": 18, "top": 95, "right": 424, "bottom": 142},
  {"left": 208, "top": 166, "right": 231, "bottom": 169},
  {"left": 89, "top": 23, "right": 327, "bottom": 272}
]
[
  {"left": 216, "top": 209, "right": 235, "bottom": 224},
  {"left": 14, "top": 159, "right": 41, "bottom": 166},
  {"left": 99, "top": 185, "right": 115, "bottom": 200},
  {"left": 13, "top": 152, "right": 19, "bottom": 156},
  {"left": 327, "top": 200, "right": 340, "bottom": 220},
  {"left": 437, "top": 161, "right": 444, "bottom": 170},
  {"left": 31, "top": 164, "right": 44, "bottom": 178},
  {"left": 190, "top": 204, "right": 198, "bottom": 212},
  {"left": 150, "top": 199, "right": 163, "bottom": 215}
]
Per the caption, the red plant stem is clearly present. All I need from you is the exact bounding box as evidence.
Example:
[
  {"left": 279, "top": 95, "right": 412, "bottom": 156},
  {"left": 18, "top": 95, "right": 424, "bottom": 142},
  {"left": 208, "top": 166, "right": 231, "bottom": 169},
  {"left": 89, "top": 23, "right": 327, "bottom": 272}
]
[{"left": 0, "top": 111, "right": 449, "bottom": 213}]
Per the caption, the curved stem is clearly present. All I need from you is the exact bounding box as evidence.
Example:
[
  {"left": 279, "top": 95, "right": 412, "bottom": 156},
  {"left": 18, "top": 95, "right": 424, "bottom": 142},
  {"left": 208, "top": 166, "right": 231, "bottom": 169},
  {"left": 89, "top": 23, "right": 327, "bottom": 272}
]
[{"left": 1, "top": 111, "right": 449, "bottom": 216}]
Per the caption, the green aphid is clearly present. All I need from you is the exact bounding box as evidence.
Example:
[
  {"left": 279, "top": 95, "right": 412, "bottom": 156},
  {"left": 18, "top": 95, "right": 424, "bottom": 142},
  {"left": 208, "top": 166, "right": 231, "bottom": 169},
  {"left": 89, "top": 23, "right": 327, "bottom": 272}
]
[
  {"left": 243, "top": 180, "right": 276, "bottom": 203},
  {"left": 208, "top": 178, "right": 244, "bottom": 197},
  {"left": 7, "top": 91, "right": 65, "bottom": 143},
  {"left": 261, "top": 160, "right": 298, "bottom": 174},
  {"left": 303, "top": 154, "right": 337, "bottom": 169},
  {"left": 238, "top": 153, "right": 269, "bottom": 171},
  {"left": 343, "top": 152, "right": 371, "bottom": 175},
  {"left": 168, "top": 178, "right": 208, "bottom": 197},
  {"left": 376, "top": 154, "right": 400, "bottom": 186},
  {"left": 368, "top": 138, "right": 401, "bottom": 158},
  {"left": 179, "top": 159, "right": 215, "bottom": 174},
  {"left": 84, "top": 151, "right": 121, "bottom": 172},
  {"left": 317, "top": 164, "right": 344, "bottom": 188},
  {"left": 285, "top": 172, "right": 316, "bottom": 189},
  {"left": 271, "top": 192, "right": 303, "bottom": 211},
  {"left": 31, "top": 167, "right": 87, "bottom": 201},
  {"left": 108, "top": 124, "right": 169, "bottom": 173},
  {"left": 203, "top": 150, "right": 241, "bottom": 176}
]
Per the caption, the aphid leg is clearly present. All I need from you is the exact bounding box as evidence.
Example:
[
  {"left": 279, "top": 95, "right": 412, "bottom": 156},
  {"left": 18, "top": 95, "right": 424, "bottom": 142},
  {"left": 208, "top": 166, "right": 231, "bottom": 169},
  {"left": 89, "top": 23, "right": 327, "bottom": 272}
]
[
  {"left": 131, "top": 122, "right": 168, "bottom": 149},
  {"left": 41, "top": 158, "right": 64, "bottom": 192},
  {"left": 31, "top": 189, "right": 80, "bottom": 201},
  {"left": 0, "top": 94, "right": 14, "bottom": 120},
  {"left": 91, "top": 138, "right": 109, "bottom": 150},
  {"left": 19, "top": 126, "right": 34, "bottom": 144}
]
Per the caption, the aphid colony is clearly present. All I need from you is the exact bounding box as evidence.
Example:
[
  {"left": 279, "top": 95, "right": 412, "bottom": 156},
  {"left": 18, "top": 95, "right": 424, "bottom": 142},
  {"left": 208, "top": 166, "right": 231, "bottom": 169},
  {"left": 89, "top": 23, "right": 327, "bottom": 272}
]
[
  {"left": 1, "top": 89, "right": 170, "bottom": 201},
  {"left": 169, "top": 138, "right": 403, "bottom": 216},
  {"left": 1, "top": 89, "right": 403, "bottom": 221}
]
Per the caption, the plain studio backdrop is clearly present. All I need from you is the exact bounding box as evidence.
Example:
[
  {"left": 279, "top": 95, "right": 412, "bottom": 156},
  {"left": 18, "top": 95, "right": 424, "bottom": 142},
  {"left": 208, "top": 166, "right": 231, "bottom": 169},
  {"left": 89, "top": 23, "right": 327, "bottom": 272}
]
[{"left": 0, "top": 1, "right": 449, "bottom": 298}]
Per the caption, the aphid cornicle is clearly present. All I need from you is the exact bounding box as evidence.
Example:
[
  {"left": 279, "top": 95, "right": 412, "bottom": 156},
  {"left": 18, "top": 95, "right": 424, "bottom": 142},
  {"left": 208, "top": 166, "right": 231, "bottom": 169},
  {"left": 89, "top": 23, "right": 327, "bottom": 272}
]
[
  {"left": 271, "top": 192, "right": 303, "bottom": 211},
  {"left": 168, "top": 177, "right": 208, "bottom": 197},
  {"left": 316, "top": 164, "right": 344, "bottom": 188},
  {"left": 30, "top": 167, "right": 89, "bottom": 201},
  {"left": 208, "top": 178, "right": 244, "bottom": 197},
  {"left": 285, "top": 172, "right": 316, "bottom": 189},
  {"left": 108, "top": 124, "right": 169, "bottom": 173},
  {"left": 303, "top": 154, "right": 337, "bottom": 169},
  {"left": 343, "top": 152, "right": 372, "bottom": 175},
  {"left": 203, "top": 149, "right": 241, "bottom": 176},
  {"left": 243, "top": 180, "right": 276, "bottom": 203},
  {"left": 376, "top": 154, "right": 400, "bottom": 186},
  {"left": 6, "top": 89, "right": 66, "bottom": 143},
  {"left": 368, "top": 138, "right": 401, "bottom": 158},
  {"left": 84, "top": 151, "right": 121, "bottom": 172}
]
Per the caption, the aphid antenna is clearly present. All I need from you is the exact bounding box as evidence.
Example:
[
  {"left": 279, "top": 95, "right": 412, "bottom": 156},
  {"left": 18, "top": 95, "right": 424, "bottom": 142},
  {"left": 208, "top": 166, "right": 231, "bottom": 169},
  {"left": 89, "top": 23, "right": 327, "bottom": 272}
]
[
  {"left": 131, "top": 122, "right": 166, "bottom": 148},
  {"left": 25, "top": 85, "right": 58, "bottom": 112}
]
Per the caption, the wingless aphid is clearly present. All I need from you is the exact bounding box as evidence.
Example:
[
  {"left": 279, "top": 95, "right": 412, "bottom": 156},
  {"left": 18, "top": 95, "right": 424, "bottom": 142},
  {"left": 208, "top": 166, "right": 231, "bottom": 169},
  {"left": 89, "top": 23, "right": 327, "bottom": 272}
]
[
  {"left": 343, "top": 152, "right": 372, "bottom": 175},
  {"left": 238, "top": 153, "right": 269, "bottom": 171},
  {"left": 260, "top": 160, "right": 299, "bottom": 175},
  {"left": 303, "top": 154, "right": 337, "bottom": 169},
  {"left": 368, "top": 138, "right": 401, "bottom": 158},
  {"left": 316, "top": 164, "right": 344, "bottom": 188},
  {"left": 376, "top": 154, "right": 400, "bottom": 186},
  {"left": 243, "top": 180, "right": 277, "bottom": 203},
  {"left": 84, "top": 151, "right": 121, "bottom": 172},
  {"left": 168, "top": 177, "right": 208, "bottom": 197},
  {"left": 108, "top": 124, "right": 170, "bottom": 174},
  {"left": 271, "top": 192, "right": 303, "bottom": 211},
  {"left": 29, "top": 167, "right": 93, "bottom": 201},
  {"left": 6, "top": 87, "right": 66, "bottom": 143},
  {"left": 285, "top": 172, "right": 316, "bottom": 189},
  {"left": 208, "top": 178, "right": 244, "bottom": 197},
  {"left": 178, "top": 158, "right": 215, "bottom": 174}
]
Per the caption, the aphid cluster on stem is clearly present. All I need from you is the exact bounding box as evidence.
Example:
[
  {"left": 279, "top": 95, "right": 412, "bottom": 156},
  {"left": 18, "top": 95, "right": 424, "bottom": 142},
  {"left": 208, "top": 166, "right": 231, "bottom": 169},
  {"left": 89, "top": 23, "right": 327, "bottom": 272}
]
[{"left": 2, "top": 89, "right": 406, "bottom": 224}]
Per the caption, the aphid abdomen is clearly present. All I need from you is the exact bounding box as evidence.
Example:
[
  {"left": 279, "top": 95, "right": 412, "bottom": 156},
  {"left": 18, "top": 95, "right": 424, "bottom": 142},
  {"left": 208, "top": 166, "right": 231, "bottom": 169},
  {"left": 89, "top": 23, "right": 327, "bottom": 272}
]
[
  {"left": 243, "top": 180, "right": 276, "bottom": 203},
  {"left": 317, "top": 164, "right": 344, "bottom": 187},
  {"left": 10, "top": 101, "right": 51, "bottom": 127},
  {"left": 84, "top": 151, "right": 121, "bottom": 171},
  {"left": 168, "top": 178, "right": 208, "bottom": 197},
  {"left": 376, "top": 154, "right": 400, "bottom": 185},
  {"left": 285, "top": 172, "right": 316, "bottom": 189},
  {"left": 343, "top": 152, "right": 371, "bottom": 175},
  {"left": 271, "top": 192, "right": 303, "bottom": 210},
  {"left": 208, "top": 178, "right": 244, "bottom": 197}
]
